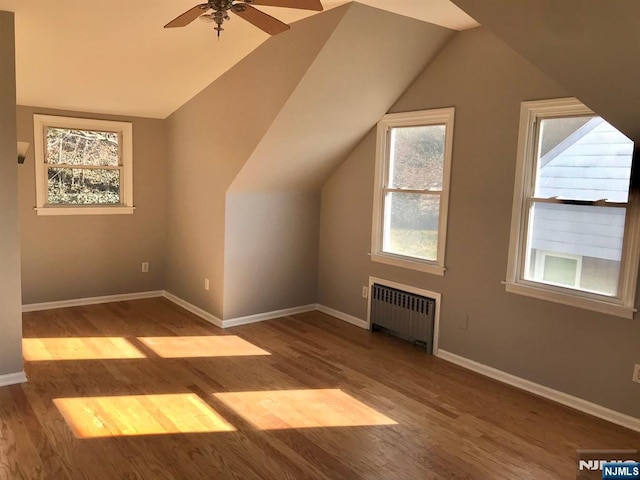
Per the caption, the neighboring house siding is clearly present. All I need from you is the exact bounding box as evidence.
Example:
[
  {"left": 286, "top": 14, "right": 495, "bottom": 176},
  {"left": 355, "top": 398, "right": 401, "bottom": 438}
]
[
  {"left": 531, "top": 203, "right": 625, "bottom": 261},
  {"left": 537, "top": 119, "right": 633, "bottom": 203},
  {"left": 580, "top": 256, "right": 619, "bottom": 295},
  {"left": 532, "top": 119, "right": 633, "bottom": 262}
]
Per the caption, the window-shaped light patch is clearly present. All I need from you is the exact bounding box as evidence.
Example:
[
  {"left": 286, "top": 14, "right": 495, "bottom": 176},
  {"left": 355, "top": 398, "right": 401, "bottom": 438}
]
[
  {"left": 54, "top": 394, "right": 235, "bottom": 438},
  {"left": 213, "top": 389, "right": 397, "bottom": 430},
  {"left": 23, "top": 337, "right": 145, "bottom": 361},
  {"left": 137, "top": 336, "right": 271, "bottom": 358}
]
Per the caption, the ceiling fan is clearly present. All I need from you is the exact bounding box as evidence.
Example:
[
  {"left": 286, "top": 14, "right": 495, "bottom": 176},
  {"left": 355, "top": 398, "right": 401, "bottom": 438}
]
[{"left": 165, "top": 0, "right": 324, "bottom": 37}]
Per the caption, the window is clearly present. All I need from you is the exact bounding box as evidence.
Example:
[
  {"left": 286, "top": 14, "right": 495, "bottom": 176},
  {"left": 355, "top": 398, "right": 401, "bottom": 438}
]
[
  {"left": 33, "top": 114, "right": 134, "bottom": 215},
  {"left": 371, "top": 108, "right": 454, "bottom": 275},
  {"left": 506, "top": 98, "right": 639, "bottom": 318},
  {"left": 534, "top": 251, "right": 582, "bottom": 289}
]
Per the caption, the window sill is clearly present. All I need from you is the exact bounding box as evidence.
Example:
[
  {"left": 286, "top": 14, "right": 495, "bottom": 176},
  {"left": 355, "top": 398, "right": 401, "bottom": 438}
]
[
  {"left": 504, "top": 281, "right": 636, "bottom": 319},
  {"left": 35, "top": 206, "right": 135, "bottom": 216},
  {"left": 371, "top": 252, "right": 445, "bottom": 276}
]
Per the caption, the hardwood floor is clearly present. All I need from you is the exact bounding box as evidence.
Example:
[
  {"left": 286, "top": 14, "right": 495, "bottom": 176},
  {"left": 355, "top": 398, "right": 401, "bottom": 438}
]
[{"left": 1, "top": 298, "right": 638, "bottom": 479}]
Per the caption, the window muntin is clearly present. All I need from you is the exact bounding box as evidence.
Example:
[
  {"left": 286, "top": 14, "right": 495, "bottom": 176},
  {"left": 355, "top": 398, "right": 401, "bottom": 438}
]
[
  {"left": 506, "top": 98, "right": 638, "bottom": 318},
  {"left": 372, "top": 108, "right": 454, "bottom": 275},
  {"left": 33, "top": 115, "right": 134, "bottom": 215}
]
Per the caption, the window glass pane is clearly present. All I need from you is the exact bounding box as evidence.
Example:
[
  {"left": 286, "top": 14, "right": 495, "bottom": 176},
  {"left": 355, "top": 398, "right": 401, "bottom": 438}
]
[
  {"left": 534, "top": 117, "right": 633, "bottom": 202},
  {"left": 46, "top": 128, "right": 119, "bottom": 167},
  {"left": 48, "top": 168, "right": 121, "bottom": 205},
  {"left": 525, "top": 202, "right": 623, "bottom": 296},
  {"left": 383, "top": 192, "right": 439, "bottom": 261},
  {"left": 542, "top": 255, "right": 578, "bottom": 287},
  {"left": 389, "top": 125, "right": 445, "bottom": 190}
]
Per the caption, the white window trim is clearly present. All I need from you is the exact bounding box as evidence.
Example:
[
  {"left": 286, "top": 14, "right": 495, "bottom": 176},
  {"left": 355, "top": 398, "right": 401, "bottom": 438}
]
[
  {"left": 371, "top": 108, "right": 455, "bottom": 275},
  {"left": 505, "top": 97, "right": 639, "bottom": 319},
  {"left": 33, "top": 114, "right": 134, "bottom": 216}
]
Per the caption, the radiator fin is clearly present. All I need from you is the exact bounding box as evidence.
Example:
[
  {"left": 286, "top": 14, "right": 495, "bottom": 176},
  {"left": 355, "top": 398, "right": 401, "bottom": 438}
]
[{"left": 370, "top": 283, "right": 435, "bottom": 353}]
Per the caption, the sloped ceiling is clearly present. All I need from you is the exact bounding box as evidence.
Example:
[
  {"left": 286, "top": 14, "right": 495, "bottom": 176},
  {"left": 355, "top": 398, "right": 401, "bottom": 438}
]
[
  {"left": 229, "top": 2, "right": 454, "bottom": 192},
  {"left": 0, "top": 0, "right": 476, "bottom": 119},
  {"left": 163, "top": 6, "right": 348, "bottom": 317},
  {"left": 451, "top": 0, "right": 640, "bottom": 141}
]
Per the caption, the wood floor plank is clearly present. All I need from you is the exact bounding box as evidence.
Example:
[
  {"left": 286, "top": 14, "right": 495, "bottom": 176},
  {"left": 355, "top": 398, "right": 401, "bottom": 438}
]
[{"left": 3, "top": 298, "right": 638, "bottom": 479}]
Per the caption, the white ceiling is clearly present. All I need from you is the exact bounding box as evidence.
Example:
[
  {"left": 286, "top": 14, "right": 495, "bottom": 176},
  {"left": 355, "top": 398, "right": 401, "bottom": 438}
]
[{"left": 0, "top": 1, "right": 477, "bottom": 119}]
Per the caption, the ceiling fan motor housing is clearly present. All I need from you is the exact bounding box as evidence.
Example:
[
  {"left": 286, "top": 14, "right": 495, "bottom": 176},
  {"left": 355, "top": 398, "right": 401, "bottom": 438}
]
[{"left": 209, "top": 0, "right": 236, "bottom": 12}]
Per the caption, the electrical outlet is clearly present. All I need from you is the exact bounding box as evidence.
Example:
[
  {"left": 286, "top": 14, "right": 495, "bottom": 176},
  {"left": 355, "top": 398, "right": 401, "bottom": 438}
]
[
  {"left": 141, "top": 262, "right": 149, "bottom": 273},
  {"left": 362, "top": 286, "right": 368, "bottom": 299},
  {"left": 204, "top": 278, "right": 210, "bottom": 291},
  {"left": 633, "top": 364, "right": 640, "bottom": 384}
]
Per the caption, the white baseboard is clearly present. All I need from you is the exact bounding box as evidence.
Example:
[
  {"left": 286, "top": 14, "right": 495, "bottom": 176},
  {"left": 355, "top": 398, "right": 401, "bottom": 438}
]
[
  {"left": 22, "top": 289, "right": 318, "bottom": 331},
  {"left": 162, "top": 291, "right": 223, "bottom": 328},
  {"left": 316, "top": 304, "right": 369, "bottom": 330},
  {"left": 436, "top": 349, "right": 640, "bottom": 433},
  {"left": 0, "top": 371, "right": 27, "bottom": 387},
  {"left": 222, "top": 304, "right": 317, "bottom": 328},
  {"left": 22, "top": 291, "right": 164, "bottom": 313}
]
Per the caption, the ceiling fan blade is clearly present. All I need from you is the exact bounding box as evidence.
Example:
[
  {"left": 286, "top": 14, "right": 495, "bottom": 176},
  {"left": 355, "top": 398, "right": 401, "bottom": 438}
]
[
  {"left": 231, "top": 5, "right": 291, "bottom": 35},
  {"left": 245, "top": 0, "right": 323, "bottom": 11},
  {"left": 164, "top": 4, "right": 210, "bottom": 28}
]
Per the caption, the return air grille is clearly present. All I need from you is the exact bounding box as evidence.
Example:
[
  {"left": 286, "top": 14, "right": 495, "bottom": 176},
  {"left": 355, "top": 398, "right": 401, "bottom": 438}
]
[{"left": 370, "top": 283, "right": 435, "bottom": 353}]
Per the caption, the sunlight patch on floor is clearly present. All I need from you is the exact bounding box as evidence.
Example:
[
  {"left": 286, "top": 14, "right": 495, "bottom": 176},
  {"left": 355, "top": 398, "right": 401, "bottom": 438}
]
[
  {"left": 137, "top": 335, "right": 271, "bottom": 358},
  {"left": 54, "top": 394, "right": 235, "bottom": 438},
  {"left": 23, "top": 337, "right": 146, "bottom": 361},
  {"left": 214, "top": 389, "right": 397, "bottom": 430}
]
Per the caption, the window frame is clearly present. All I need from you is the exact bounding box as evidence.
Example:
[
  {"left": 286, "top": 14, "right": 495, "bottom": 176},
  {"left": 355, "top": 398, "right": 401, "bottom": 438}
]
[
  {"left": 371, "top": 108, "right": 455, "bottom": 275},
  {"left": 505, "top": 97, "right": 640, "bottom": 319},
  {"left": 33, "top": 114, "right": 134, "bottom": 216}
]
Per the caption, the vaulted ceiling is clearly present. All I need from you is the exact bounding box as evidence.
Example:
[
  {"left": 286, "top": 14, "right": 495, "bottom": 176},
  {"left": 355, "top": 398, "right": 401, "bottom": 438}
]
[{"left": 0, "top": 0, "right": 477, "bottom": 119}]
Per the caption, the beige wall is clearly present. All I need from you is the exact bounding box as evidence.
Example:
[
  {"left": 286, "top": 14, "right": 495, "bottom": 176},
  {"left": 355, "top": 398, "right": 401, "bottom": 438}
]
[
  {"left": 0, "top": 11, "right": 23, "bottom": 376},
  {"left": 224, "top": 192, "right": 320, "bottom": 319},
  {"left": 17, "top": 106, "right": 167, "bottom": 304},
  {"left": 164, "top": 7, "right": 348, "bottom": 318},
  {"left": 451, "top": 0, "right": 640, "bottom": 142},
  {"left": 318, "top": 27, "right": 640, "bottom": 418}
]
